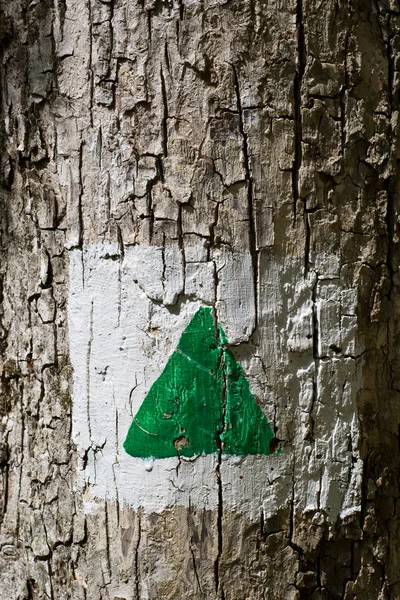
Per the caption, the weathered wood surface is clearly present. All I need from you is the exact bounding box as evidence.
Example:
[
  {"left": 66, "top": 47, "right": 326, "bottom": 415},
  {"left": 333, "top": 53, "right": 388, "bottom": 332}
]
[{"left": 1, "top": 0, "right": 400, "bottom": 598}]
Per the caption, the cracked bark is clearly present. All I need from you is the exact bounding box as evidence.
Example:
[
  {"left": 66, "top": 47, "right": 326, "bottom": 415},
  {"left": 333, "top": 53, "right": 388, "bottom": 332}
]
[{"left": 1, "top": 0, "right": 400, "bottom": 599}]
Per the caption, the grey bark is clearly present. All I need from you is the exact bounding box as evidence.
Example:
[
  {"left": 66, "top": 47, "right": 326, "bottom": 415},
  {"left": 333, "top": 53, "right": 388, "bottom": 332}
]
[{"left": 1, "top": 1, "right": 400, "bottom": 599}]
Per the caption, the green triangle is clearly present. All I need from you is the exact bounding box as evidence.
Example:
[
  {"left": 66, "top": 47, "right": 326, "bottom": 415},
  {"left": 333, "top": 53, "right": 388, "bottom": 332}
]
[{"left": 123, "top": 307, "right": 276, "bottom": 459}]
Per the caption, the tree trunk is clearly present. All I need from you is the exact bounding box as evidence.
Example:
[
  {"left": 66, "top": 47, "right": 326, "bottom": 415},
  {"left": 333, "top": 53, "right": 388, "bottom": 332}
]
[{"left": 1, "top": 0, "right": 399, "bottom": 598}]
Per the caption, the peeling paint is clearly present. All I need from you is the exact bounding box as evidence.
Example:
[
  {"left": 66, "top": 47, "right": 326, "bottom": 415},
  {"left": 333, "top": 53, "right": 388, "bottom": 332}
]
[{"left": 69, "top": 244, "right": 362, "bottom": 523}]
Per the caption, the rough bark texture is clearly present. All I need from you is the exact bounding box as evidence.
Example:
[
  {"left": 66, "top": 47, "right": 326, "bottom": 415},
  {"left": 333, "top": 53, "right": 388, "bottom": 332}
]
[{"left": 1, "top": 0, "right": 400, "bottom": 599}]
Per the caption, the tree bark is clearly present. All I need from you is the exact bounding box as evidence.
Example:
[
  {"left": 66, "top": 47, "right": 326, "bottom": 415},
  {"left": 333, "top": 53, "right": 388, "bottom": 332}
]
[{"left": 1, "top": 0, "right": 400, "bottom": 598}]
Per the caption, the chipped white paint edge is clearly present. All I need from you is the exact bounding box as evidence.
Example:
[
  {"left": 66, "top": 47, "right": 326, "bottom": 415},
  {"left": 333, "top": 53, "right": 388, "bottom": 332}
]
[{"left": 68, "top": 243, "right": 363, "bottom": 524}]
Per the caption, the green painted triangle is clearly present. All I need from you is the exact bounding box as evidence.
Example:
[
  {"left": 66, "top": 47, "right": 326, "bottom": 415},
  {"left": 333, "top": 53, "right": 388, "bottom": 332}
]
[{"left": 123, "top": 306, "right": 277, "bottom": 459}]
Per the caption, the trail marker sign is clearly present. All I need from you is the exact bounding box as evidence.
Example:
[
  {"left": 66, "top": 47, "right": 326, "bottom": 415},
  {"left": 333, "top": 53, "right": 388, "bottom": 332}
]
[{"left": 124, "top": 307, "right": 276, "bottom": 459}]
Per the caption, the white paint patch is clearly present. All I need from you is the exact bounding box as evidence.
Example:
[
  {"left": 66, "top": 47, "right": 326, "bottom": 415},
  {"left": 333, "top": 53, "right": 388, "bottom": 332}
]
[
  {"left": 68, "top": 243, "right": 363, "bottom": 524},
  {"left": 214, "top": 249, "right": 256, "bottom": 344}
]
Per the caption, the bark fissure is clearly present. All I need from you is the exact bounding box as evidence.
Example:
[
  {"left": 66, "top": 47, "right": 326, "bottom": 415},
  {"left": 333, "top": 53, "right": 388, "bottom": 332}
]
[
  {"left": 77, "top": 141, "right": 84, "bottom": 249},
  {"left": 104, "top": 500, "right": 112, "bottom": 584},
  {"left": 134, "top": 511, "right": 142, "bottom": 600},
  {"left": 86, "top": 300, "right": 94, "bottom": 441},
  {"left": 214, "top": 342, "right": 227, "bottom": 597},
  {"left": 87, "top": 0, "right": 94, "bottom": 126},
  {"left": 340, "top": 24, "right": 350, "bottom": 157},
  {"left": 160, "top": 67, "right": 168, "bottom": 158},
  {"left": 293, "top": 0, "right": 306, "bottom": 224},
  {"left": 0, "top": 437, "right": 9, "bottom": 526},
  {"left": 232, "top": 64, "right": 258, "bottom": 330},
  {"left": 190, "top": 543, "right": 203, "bottom": 597},
  {"left": 384, "top": 176, "right": 395, "bottom": 298}
]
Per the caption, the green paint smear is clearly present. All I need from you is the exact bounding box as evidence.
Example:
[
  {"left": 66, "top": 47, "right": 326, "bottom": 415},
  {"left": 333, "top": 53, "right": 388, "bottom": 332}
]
[{"left": 123, "top": 307, "right": 277, "bottom": 459}]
